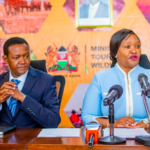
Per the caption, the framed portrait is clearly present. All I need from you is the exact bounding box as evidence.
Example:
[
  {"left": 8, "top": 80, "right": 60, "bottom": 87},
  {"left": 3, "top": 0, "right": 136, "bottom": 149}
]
[{"left": 75, "top": 0, "right": 113, "bottom": 28}]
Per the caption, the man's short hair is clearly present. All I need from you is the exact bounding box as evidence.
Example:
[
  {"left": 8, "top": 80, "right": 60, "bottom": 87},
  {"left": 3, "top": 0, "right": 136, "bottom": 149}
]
[{"left": 3, "top": 37, "right": 29, "bottom": 56}]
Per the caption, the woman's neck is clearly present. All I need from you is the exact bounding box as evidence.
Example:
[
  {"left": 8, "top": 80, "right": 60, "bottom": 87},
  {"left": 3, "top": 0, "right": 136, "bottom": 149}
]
[{"left": 116, "top": 63, "right": 137, "bottom": 75}]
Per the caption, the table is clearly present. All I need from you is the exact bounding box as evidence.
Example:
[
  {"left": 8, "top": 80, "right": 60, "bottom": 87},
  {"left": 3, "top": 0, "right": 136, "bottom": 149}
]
[
  {"left": 28, "top": 128, "right": 150, "bottom": 150},
  {"left": 0, "top": 128, "right": 41, "bottom": 150},
  {"left": 0, "top": 128, "right": 149, "bottom": 150}
]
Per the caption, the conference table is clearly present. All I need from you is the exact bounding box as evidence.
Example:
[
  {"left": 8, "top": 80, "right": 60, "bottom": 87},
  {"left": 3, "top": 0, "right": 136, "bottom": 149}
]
[{"left": 0, "top": 127, "right": 150, "bottom": 150}]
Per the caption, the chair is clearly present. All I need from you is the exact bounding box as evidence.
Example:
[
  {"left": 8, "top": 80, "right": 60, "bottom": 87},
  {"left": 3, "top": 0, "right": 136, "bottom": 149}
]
[
  {"left": 30, "top": 60, "right": 47, "bottom": 73},
  {"left": 55, "top": 75, "right": 65, "bottom": 105},
  {"left": 139, "top": 54, "right": 150, "bottom": 69},
  {"left": 30, "top": 60, "right": 65, "bottom": 105}
]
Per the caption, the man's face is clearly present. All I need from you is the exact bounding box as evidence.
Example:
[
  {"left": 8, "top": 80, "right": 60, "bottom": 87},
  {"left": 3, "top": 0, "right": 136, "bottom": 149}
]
[
  {"left": 3, "top": 43, "right": 30, "bottom": 78},
  {"left": 89, "top": 0, "right": 99, "bottom": 5}
]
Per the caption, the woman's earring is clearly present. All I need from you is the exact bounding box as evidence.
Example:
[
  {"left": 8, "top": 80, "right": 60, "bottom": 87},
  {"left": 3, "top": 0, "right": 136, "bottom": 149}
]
[{"left": 115, "top": 56, "right": 117, "bottom": 58}]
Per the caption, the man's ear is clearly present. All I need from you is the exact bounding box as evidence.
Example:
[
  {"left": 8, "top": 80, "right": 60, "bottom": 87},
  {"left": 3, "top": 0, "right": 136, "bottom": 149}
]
[{"left": 2, "top": 55, "right": 8, "bottom": 64}]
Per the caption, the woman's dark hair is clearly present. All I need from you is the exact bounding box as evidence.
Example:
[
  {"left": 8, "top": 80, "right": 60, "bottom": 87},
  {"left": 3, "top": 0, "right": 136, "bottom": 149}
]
[
  {"left": 110, "top": 29, "right": 140, "bottom": 67},
  {"left": 3, "top": 37, "right": 29, "bottom": 56}
]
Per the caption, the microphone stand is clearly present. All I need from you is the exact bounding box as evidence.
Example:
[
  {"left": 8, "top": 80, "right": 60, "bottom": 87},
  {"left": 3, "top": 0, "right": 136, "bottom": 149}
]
[
  {"left": 99, "top": 104, "right": 126, "bottom": 144},
  {"left": 135, "top": 90, "right": 150, "bottom": 146},
  {"left": 141, "top": 91, "right": 150, "bottom": 125}
]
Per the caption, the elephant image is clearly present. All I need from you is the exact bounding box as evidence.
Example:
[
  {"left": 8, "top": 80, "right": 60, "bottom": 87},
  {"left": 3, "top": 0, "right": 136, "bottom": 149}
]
[
  {"left": 30, "top": 0, "right": 41, "bottom": 11},
  {"left": 4, "top": 0, "right": 22, "bottom": 15},
  {"left": 43, "top": 0, "right": 52, "bottom": 11}
]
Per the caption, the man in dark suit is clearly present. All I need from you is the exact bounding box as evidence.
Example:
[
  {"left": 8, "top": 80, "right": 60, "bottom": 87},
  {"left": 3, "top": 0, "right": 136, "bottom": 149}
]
[
  {"left": 80, "top": 0, "right": 109, "bottom": 18},
  {"left": 0, "top": 37, "right": 61, "bottom": 128}
]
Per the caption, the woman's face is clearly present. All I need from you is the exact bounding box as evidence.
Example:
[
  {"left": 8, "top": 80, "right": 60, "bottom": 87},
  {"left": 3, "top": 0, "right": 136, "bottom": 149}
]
[{"left": 116, "top": 34, "right": 141, "bottom": 74}]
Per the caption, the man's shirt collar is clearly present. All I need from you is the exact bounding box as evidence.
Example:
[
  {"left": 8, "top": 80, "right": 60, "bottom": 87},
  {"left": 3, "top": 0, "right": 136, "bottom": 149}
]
[
  {"left": 9, "top": 70, "right": 29, "bottom": 83},
  {"left": 89, "top": 0, "right": 100, "bottom": 9}
]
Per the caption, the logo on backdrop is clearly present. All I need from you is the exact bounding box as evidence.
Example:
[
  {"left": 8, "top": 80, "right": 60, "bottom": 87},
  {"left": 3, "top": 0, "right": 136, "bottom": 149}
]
[{"left": 45, "top": 43, "right": 80, "bottom": 73}]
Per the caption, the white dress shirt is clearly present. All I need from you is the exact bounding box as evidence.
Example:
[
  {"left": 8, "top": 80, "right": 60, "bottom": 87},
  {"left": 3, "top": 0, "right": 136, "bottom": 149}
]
[{"left": 0, "top": 70, "right": 28, "bottom": 110}]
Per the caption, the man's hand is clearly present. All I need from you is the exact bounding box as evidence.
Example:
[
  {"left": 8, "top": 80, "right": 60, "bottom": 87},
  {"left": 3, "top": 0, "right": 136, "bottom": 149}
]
[
  {"left": 0, "top": 82, "right": 16, "bottom": 104},
  {"left": 11, "top": 88, "right": 25, "bottom": 102},
  {"left": 114, "top": 116, "right": 137, "bottom": 128},
  {"left": 0, "top": 81, "right": 25, "bottom": 103}
]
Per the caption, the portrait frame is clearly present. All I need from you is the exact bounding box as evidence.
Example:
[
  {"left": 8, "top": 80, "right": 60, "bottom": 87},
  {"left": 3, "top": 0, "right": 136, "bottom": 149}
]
[{"left": 75, "top": 0, "right": 113, "bottom": 28}]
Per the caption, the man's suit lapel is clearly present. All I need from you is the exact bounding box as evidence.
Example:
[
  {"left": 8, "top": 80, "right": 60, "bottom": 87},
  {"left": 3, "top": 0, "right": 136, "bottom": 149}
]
[
  {"left": 95, "top": 2, "right": 106, "bottom": 18},
  {"left": 0, "top": 72, "right": 9, "bottom": 87},
  {"left": 21, "top": 66, "right": 37, "bottom": 95},
  {"left": 0, "top": 72, "right": 13, "bottom": 120},
  {"left": 14, "top": 66, "right": 37, "bottom": 117},
  {"left": 86, "top": 4, "right": 90, "bottom": 18}
]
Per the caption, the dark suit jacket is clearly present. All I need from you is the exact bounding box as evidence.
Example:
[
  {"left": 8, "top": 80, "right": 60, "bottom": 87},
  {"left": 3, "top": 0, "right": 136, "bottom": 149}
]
[
  {"left": 0, "top": 66, "right": 61, "bottom": 128},
  {"left": 80, "top": 1, "right": 109, "bottom": 18}
]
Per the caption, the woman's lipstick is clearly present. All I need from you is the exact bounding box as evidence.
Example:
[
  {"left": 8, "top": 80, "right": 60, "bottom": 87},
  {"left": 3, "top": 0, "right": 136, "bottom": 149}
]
[{"left": 130, "top": 55, "right": 138, "bottom": 60}]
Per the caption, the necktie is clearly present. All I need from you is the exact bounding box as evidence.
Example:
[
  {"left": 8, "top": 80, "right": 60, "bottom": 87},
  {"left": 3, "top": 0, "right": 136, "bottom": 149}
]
[
  {"left": 89, "top": 6, "right": 95, "bottom": 18},
  {"left": 9, "top": 79, "right": 21, "bottom": 117}
]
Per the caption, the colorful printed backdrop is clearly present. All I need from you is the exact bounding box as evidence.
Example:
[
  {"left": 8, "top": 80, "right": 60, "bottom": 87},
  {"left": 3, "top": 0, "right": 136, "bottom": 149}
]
[{"left": 0, "top": 0, "right": 150, "bottom": 127}]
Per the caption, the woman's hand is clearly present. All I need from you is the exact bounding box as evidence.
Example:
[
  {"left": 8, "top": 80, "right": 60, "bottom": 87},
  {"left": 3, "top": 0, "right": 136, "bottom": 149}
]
[
  {"left": 126, "top": 121, "right": 147, "bottom": 128},
  {"left": 114, "top": 116, "right": 137, "bottom": 128}
]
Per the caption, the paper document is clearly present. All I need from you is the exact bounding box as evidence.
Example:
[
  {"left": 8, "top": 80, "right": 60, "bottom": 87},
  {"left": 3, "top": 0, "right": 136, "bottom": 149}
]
[
  {"left": 103, "top": 128, "right": 150, "bottom": 139},
  {"left": 37, "top": 128, "right": 80, "bottom": 137}
]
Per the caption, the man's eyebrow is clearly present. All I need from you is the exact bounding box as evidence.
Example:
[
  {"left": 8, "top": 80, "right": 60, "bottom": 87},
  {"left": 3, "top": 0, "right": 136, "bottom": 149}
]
[{"left": 13, "top": 53, "right": 29, "bottom": 56}]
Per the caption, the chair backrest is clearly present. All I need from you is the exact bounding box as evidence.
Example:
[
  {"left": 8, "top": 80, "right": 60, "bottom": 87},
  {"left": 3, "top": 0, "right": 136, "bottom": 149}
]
[
  {"left": 139, "top": 54, "right": 150, "bottom": 69},
  {"left": 30, "top": 60, "right": 65, "bottom": 105},
  {"left": 54, "top": 75, "right": 65, "bottom": 105},
  {"left": 30, "top": 60, "right": 47, "bottom": 73}
]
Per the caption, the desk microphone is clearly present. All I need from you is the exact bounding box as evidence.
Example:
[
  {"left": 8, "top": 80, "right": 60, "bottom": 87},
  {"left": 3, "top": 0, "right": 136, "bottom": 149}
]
[
  {"left": 135, "top": 73, "right": 150, "bottom": 146},
  {"left": 138, "top": 73, "right": 150, "bottom": 98},
  {"left": 88, "top": 133, "right": 94, "bottom": 148},
  {"left": 99, "top": 84, "right": 126, "bottom": 144},
  {"left": 103, "top": 85, "right": 123, "bottom": 106},
  {"left": 85, "top": 122, "right": 101, "bottom": 148}
]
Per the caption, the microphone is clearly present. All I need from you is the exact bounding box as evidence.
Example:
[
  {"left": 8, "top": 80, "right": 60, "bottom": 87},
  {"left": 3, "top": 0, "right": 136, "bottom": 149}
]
[
  {"left": 88, "top": 133, "right": 94, "bottom": 148},
  {"left": 138, "top": 73, "right": 150, "bottom": 98},
  {"left": 85, "top": 122, "right": 102, "bottom": 148},
  {"left": 103, "top": 85, "right": 123, "bottom": 106},
  {"left": 99, "top": 85, "right": 126, "bottom": 144}
]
